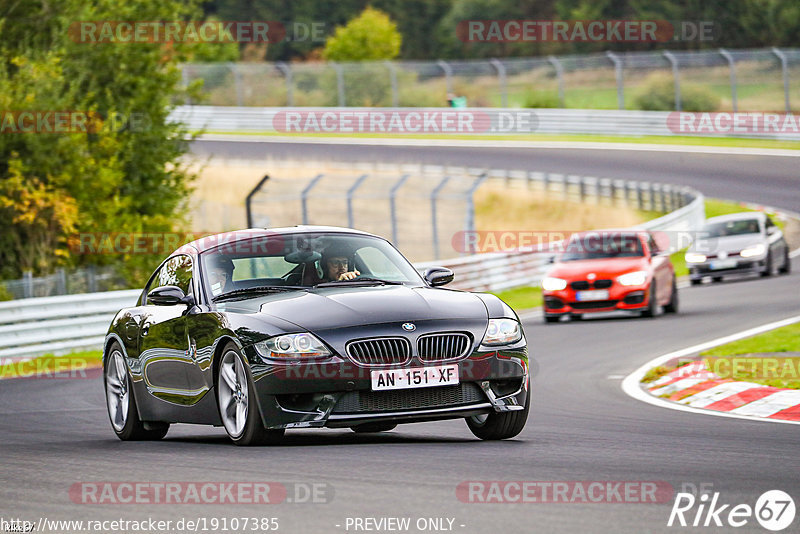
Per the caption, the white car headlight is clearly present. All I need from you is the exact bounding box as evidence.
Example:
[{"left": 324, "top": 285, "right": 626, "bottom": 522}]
[
  {"left": 685, "top": 252, "right": 707, "bottom": 263},
  {"left": 740, "top": 244, "right": 766, "bottom": 258},
  {"left": 255, "top": 333, "right": 331, "bottom": 360},
  {"left": 617, "top": 270, "right": 648, "bottom": 286},
  {"left": 541, "top": 276, "right": 568, "bottom": 291},
  {"left": 482, "top": 319, "right": 522, "bottom": 346}
]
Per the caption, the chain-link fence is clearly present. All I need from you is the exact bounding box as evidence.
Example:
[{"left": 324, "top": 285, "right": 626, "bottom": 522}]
[
  {"left": 245, "top": 164, "right": 487, "bottom": 263},
  {"left": 1, "top": 266, "right": 127, "bottom": 300},
  {"left": 245, "top": 164, "right": 689, "bottom": 264},
  {"left": 183, "top": 47, "right": 799, "bottom": 112}
]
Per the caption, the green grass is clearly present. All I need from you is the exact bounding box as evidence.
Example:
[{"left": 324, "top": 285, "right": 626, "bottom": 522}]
[
  {"left": 641, "top": 365, "right": 670, "bottom": 383},
  {"left": 0, "top": 350, "right": 103, "bottom": 379},
  {"left": 702, "top": 323, "right": 800, "bottom": 357},
  {"left": 201, "top": 130, "right": 800, "bottom": 151},
  {"left": 490, "top": 286, "right": 542, "bottom": 312},
  {"left": 699, "top": 322, "right": 800, "bottom": 389},
  {"left": 704, "top": 198, "right": 786, "bottom": 230}
]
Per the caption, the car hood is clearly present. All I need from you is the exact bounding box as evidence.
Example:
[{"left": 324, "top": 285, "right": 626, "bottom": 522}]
[
  {"left": 218, "top": 285, "right": 489, "bottom": 331},
  {"left": 547, "top": 257, "right": 649, "bottom": 279},
  {"left": 690, "top": 234, "right": 764, "bottom": 255}
]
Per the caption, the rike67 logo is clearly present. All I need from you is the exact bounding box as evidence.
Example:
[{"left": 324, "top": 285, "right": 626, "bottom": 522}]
[{"left": 668, "top": 489, "right": 795, "bottom": 531}]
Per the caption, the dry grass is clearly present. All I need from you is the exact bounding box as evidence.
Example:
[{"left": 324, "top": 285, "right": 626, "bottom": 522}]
[
  {"left": 474, "top": 183, "right": 646, "bottom": 233},
  {"left": 189, "top": 160, "right": 649, "bottom": 262}
]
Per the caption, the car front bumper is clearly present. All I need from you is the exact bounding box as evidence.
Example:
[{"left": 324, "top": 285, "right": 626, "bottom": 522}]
[
  {"left": 243, "top": 345, "right": 529, "bottom": 430},
  {"left": 542, "top": 283, "right": 652, "bottom": 316},
  {"left": 689, "top": 258, "right": 765, "bottom": 280}
]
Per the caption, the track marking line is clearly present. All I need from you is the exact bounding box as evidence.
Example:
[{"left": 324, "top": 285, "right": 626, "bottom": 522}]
[{"left": 621, "top": 314, "right": 800, "bottom": 425}]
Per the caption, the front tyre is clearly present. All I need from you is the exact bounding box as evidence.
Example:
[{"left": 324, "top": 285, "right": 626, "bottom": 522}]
[
  {"left": 104, "top": 343, "right": 169, "bottom": 441},
  {"left": 465, "top": 390, "right": 529, "bottom": 440},
  {"left": 217, "top": 343, "right": 284, "bottom": 446},
  {"left": 779, "top": 248, "right": 791, "bottom": 274},
  {"left": 761, "top": 252, "right": 773, "bottom": 277},
  {"left": 664, "top": 277, "right": 679, "bottom": 314},
  {"left": 641, "top": 280, "right": 658, "bottom": 318}
]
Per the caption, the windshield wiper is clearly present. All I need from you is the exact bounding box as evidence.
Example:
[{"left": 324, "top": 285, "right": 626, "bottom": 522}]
[
  {"left": 213, "top": 285, "right": 307, "bottom": 302},
  {"left": 315, "top": 277, "right": 404, "bottom": 288}
]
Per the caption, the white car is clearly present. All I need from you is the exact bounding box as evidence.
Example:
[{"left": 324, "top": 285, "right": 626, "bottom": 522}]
[{"left": 685, "top": 212, "right": 791, "bottom": 284}]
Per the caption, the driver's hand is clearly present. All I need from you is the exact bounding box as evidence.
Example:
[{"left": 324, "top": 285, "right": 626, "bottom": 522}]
[{"left": 338, "top": 270, "right": 360, "bottom": 281}]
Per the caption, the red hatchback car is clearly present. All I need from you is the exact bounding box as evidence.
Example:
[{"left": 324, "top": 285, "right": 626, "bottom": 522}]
[{"left": 541, "top": 230, "right": 678, "bottom": 323}]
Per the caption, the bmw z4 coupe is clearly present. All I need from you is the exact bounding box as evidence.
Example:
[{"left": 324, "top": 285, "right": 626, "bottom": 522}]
[{"left": 103, "top": 227, "right": 529, "bottom": 445}]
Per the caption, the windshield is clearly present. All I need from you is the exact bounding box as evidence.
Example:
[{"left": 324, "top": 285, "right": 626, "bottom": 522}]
[
  {"left": 200, "top": 232, "right": 424, "bottom": 299},
  {"left": 703, "top": 219, "right": 761, "bottom": 238},
  {"left": 559, "top": 234, "right": 644, "bottom": 261}
]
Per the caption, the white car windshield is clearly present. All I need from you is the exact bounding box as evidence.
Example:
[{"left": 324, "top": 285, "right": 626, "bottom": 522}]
[{"left": 703, "top": 219, "right": 761, "bottom": 238}]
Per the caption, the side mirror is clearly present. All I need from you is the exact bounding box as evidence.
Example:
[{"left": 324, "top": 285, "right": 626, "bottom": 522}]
[
  {"left": 766, "top": 226, "right": 777, "bottom": 236},
  {"left": 423, "top": 267, "right": 454, "bottom": 287},
  {"left": 147, "top": 285, "right": 188, "bottom": 306}
]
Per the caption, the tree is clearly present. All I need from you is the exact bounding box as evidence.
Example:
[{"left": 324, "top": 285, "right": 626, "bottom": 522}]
[
  {"left": 0, "top": 0, "right": 201, "bottom": 284},
  {"left": 323, "top": 7, "right": 402, "bottom": 61}
]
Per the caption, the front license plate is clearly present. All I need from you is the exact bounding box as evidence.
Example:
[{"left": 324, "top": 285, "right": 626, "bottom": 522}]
[
  {"left": 710, "top": 259, "right": 737, "bottom": 270},
  {"left": 575, "top": 289, "right": 609, "bottom": 301},
  {"left": 371, "top": 364, "right": 459, "bottom": 391}
]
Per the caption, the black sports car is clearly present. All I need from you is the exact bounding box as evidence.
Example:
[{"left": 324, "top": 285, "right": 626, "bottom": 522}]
[{"left": 103, "top": 227, "right": 529, "bottom": 445}]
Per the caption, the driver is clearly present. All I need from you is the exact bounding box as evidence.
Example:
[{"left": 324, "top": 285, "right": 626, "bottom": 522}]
[
  {"left": 207, "top": 255, "right": 235, "bottom": 294},
  {"left": 320, "top": 244, "right": 360, "bottom": 282}
]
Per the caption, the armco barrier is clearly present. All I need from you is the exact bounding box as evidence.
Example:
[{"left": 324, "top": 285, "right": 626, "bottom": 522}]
[
  {"left": 0, "top": 290, "right": 141, "bottom": 361},
  {"left": 170, "top": 106, "right": 800, "bottom": 141},
  {"left": 0, "top": 168, "right": 703, "bottom": 361}
]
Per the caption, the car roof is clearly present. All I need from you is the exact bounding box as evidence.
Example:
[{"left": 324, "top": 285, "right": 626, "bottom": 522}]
[
  {"left": 705, "top": 212, "right": 765, "bottom": 225},
  {"left": 176, "top": 225, "right": 381, "bottom": 255}
]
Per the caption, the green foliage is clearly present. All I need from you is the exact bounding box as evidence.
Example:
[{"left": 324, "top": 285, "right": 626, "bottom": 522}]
[
  {"left": 183, "top": 17, "right": 241, "bottom": 63},
  {"left": 0, "top": 0, "right": 199, "bottom": 286},
  {"left": 323, "top": 7, "right": 402, "bottom": 61},
  {"left": 633, "top": 72, "right": 720, "bottom": 112},
  {"left": 0, "top": 284, "right": 13, "bottom": 302}
]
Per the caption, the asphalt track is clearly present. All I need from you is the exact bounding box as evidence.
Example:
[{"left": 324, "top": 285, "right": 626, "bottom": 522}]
[
  {"left": 1, "top": 140, "right": 799, "bottom": 533},
  {"left": 190, "top": 139, "right": 800, "bottom": 213}
]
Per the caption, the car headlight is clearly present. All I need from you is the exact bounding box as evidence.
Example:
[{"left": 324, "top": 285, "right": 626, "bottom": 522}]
[
  {"left": 617, "top": 270, "right": 648, "bottom": 286},
  {"left": 541, "top": 276, "right": 568, "bottom": 291},
  {"left": 255, "top": 333, "right": 331, "bottom": 360},
  {"left": 685, "top": 252, "right": 707, "bottom": 263},
  {"left": 482, "top": 319, "right": 522, "bottom": 346},
  {"left": 740, "top": 244, "right": 766, "bottom": 258}
]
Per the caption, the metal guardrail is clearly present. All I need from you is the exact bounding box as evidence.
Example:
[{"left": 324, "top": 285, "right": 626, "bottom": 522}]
[
  {"left": 0, "top": 166, "right": 703, "bottom": 361},
  {"left": 0, "top": 290, "right": 141, "bottom": 361},
  {"left": 170, "top": 106, "right": 800, "bottom": 140}
]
